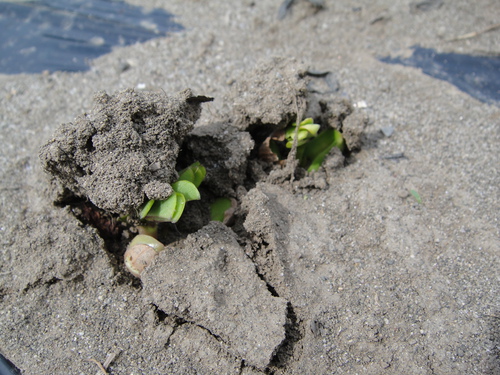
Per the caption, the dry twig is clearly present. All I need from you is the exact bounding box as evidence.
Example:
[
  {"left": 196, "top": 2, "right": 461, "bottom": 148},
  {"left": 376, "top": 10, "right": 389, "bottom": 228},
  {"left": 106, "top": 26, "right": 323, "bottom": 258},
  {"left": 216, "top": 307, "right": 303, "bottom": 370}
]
[
  {"left": 88, "top": 358, "right": 108, "bottom": 375},
  {"left": 88, "top": 348, "right": 122, "bottom": 375},
  {"left": 447, "top": 22, "right": 500, "bottom": 42},
  {"left": 286, "top": 95, "right": 307, "bottom": 184}
]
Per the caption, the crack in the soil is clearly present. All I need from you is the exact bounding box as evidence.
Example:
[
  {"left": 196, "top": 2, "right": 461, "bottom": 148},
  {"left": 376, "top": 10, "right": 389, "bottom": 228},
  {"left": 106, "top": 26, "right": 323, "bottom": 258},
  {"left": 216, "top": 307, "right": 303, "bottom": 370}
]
[
  {"left": 235, "top": 222, "right": 304, "bottom": 373},
  {"left": 255, "top": 270, "right": 280, "bottom": 298},
  {"left": 151, "top": 304, "right": 225, "bottom": 348},
  {"left": 22, "top": 273, "right": 88, "bottom": 294},
  {"left": 268, "top": 302, "right": 303, "bottom": 372},
  {"left": 22, "top": 276, "right": 63, "bottom": 293}
]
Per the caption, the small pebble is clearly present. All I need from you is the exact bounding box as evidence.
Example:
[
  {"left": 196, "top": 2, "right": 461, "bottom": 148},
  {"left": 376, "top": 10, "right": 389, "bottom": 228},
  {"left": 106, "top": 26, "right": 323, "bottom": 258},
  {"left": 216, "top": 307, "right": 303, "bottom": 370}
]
[{"left": 381, "top": 126, "right": 395, "bottom": 137}]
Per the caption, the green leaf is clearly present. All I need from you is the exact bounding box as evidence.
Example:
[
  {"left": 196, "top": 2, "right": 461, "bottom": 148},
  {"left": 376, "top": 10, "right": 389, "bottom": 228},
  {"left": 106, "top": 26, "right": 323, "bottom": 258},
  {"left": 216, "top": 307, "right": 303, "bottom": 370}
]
[
  {"left": 145, "top": 192, "right": 187, "bottom": 223},
  {"left": 332, "top": 128, "right": 346, "bottom": 152},
  {"left": 192, "top": 164, "right": 206, "bottom": 187},
  {"left": 307, "top": 147, "right": 333, "bottom": 172},
  {"left": 410, "top": 189, "right": 422, "bottom": 204},
  {"left": 300, "top": 123, "right": 320, "bottom": 136},
  {"left": 285, "top": 126, "right": 296, "bottom": 140},
  {"left": 210, "top": 197, "right": 233, "bottom": 222},
  {"left": 145, "top": 193, "right": 178, "bottom": 222},
  {"left": 139, "top": 199, "right": 156, "bottom": 219},
  {"left": 300, "top": 118, "right": 314, "bottom": 125},
  {"left": 290, "top": 118, "right": 314, "bottom": 128},
  {"left": 302, "top": 129, "right": 346, "bottom": 172},
  {"left": 170, "top": 193, "right": 186, "bottom": 223},
  {"left": 178, "top": 162, "right": 206, "bottom": 187},
  {"left": 285, "top": 119, "right": 321, "bottom": 148},
  {"left": 140, "top": 162, "right": 205, "bottom": 223},
  {"left": 178, "top": 167, "right": 195, "bottom": 184},
  {"left": 172, "top": 180, "right": 201, "bottom": 201},
  {"left": 297, "top": 129, "right": 310, "bottom": 141}
]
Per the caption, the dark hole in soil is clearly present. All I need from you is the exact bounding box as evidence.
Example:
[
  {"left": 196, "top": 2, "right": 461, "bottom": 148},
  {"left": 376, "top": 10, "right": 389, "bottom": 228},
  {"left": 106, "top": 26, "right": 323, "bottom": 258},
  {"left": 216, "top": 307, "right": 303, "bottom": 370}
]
[
  {"left": 84, "top": 137, "right": 95, "bottom": 152},
  {"left": 153, "top": 305, "right": 168, "bottom": 323},
  {"left": 45, "top": 276, "right": 63, "bottom": 286},
  {"left": 73, "top": 164, "right": 86, "bottom": 177},
  {"left": 247, "top": 121, "right": 277, "bottom": 157},
  {"left": 131, "top": 111, "right": 146, "bottom": 128}
]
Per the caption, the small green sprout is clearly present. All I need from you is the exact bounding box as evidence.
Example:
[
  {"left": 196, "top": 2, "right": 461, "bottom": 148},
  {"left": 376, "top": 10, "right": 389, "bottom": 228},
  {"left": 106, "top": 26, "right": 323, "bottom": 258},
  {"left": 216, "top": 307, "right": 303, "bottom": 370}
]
[
  {"left": 269, "top": 118, "right": 346, "bottom": 172},
  {"left": 285, "top": 118, "right": 321, "bottom": 147},
  {"left": 177, "top": 161, "right": 206, "bottom": 188},
  {"left": 210, "top": 198, "right": 232, "bottom": 222},
  {"left": 299, "top": 128, "right": 346, "bottom": 172},
  {"left": 139, "top": 162, "right": 206, "bottom": 223},
  {"left": 125, "top": 162, "right": 206, "bottom": 278},
  {"left": 410, "top": 189, "right": 422, "bottom": 204},
  {"left": 210, "top": 197, "right": 237, "bottom": 225}
]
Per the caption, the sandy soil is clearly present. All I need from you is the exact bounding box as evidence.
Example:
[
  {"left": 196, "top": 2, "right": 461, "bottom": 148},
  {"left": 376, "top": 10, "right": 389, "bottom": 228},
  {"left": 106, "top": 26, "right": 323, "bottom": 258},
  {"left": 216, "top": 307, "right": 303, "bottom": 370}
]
[{"left": 0, "top": 1, "right": 499, "bottom": 374}]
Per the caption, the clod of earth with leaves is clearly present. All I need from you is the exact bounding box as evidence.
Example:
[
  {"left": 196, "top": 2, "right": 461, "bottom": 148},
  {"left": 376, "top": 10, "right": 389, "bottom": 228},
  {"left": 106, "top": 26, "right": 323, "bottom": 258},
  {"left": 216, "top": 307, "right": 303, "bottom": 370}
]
[{"left": 39, "top": 88, "right": 214, "bottom": 277}]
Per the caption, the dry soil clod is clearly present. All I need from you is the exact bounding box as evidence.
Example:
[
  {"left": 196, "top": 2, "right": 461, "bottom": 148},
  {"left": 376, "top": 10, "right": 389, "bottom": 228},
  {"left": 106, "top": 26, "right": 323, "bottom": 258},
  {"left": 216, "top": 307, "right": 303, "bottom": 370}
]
[{"left": 39, "top": 88, "right": 210, "bottom": 215}]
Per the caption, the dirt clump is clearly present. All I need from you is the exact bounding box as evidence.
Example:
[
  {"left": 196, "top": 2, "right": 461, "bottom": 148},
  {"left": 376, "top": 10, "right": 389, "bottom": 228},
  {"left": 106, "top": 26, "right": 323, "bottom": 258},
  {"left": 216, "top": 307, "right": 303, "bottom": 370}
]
[
  {"left": 231, "top": 57, "right": 308, "bottom": 132},
  {"left": 39, "top": 88, "right": 211, "bottom": 215},
  {"left": 184, "top": 122, "right": 254, "bottom": 197},
  {"left": 229, "top": 57, "right": 367, "bottom": 173},
  {"left": 142, "top": 222, "right": 288, "bottom": 370}
]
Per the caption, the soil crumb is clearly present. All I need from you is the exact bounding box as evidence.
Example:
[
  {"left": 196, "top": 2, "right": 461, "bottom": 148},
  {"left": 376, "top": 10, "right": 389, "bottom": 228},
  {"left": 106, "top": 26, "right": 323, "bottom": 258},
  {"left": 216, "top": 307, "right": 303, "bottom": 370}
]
[
  {"left": 39, "top": 88, "right": 211, "bottom": 214},
  {"left": 231, "top": 57, "right": 308, "bottom": 131}
]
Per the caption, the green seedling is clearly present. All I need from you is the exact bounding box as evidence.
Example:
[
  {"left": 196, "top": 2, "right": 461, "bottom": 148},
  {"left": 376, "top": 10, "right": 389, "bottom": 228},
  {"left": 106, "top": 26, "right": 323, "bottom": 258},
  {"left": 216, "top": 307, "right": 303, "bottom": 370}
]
[
  {"left": 126, "top": 162, "right": 206, "bottom": 278},
  {"left": 210, "top": 197, "right": 233, "bottom": 222},
  {"left": 210, "top": 197, "right": 237, "bottom": 225},
  {"left": 139, "top": 162, "right": 206, "bottom": 223},
  {"left": 270, "top": 118, "right": 346, "bottom": 172},
  {"left": 178, "top": 161, "right": 206, "bottom": 187},
  {"left": 172, "top": 180, "right": 201, "bottom": 201},
  {"left": 300, "top": 128, "right": 346, "bottom": 172},
  {"left": 410, "top": 189, "right": 422, "bottom": 204},
  {"left": 139, "top": 199, "right": 155, "bottom": 220},
  {"left": 144, "top": 192, "right": 186, "bottom": 223},
  {"left": 285, "top": 117, "right": 321, "bottom": 147},
  {"left": 210, "top": 198, "right": 232, "bottom": 222}
]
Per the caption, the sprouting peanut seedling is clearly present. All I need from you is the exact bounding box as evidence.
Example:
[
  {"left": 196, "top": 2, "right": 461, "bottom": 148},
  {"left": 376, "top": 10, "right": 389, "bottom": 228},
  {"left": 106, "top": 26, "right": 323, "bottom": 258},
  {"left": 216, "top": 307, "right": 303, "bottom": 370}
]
[
  {"left": 139, "top": 161, "right": 206, "bottom": 223},
  {"left": 269, "top": 117, "right": 346, "bottom": 172},
  {"left": 124, "top": 162, "right": 206, "bottom": 277},
  {"left": 284, "top": 117, "right": 320, "bottom": 147}
]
